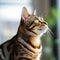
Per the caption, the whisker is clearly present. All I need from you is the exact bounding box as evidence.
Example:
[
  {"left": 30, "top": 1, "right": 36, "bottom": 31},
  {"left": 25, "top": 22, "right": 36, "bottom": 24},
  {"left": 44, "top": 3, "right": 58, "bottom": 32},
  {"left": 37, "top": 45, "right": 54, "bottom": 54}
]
[
  {"left": 47, "top": 28, "right": 54, "bottom": 37},
  {"left": 48, "top": 28, "right": 54, "bottom": 35}
]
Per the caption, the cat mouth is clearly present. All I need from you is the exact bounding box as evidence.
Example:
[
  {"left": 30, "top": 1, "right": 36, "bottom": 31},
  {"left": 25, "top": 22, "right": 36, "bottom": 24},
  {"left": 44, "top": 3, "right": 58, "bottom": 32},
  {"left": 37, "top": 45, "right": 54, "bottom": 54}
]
[{"left": 38, "top": 25, "right": 48, "bottom": 31}]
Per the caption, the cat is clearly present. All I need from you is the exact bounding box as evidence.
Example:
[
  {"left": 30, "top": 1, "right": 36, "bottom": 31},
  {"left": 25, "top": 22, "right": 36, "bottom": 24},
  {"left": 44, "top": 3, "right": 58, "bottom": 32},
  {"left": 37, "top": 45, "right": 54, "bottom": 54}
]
[{"left": 0, "top": 7, "right": 48, "bottom": 60}]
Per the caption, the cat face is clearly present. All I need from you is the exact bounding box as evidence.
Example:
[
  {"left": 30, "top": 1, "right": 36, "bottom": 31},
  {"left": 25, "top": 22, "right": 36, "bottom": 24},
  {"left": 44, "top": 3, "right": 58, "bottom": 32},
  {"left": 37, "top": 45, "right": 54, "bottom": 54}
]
[{"left": 20, "top": 7, "right": 48, "bottom": 37}]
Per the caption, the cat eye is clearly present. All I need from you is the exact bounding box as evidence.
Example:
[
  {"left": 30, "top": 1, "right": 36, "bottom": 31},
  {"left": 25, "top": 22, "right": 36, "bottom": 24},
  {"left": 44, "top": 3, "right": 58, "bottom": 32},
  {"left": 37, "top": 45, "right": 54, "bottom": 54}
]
[{"left": 34, "top": 20, "right": 39, "bottom": 24}]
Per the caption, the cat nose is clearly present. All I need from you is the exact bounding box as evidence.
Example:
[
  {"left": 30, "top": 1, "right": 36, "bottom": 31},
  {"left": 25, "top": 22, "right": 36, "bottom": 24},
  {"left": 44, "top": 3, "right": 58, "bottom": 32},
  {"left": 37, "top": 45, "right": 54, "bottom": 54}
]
[
  {"left": 44, "top": 22, "right": 48, "bottom": 25},
  {"left": 41, "top": 21, "right": 48, "bottom": 25}
]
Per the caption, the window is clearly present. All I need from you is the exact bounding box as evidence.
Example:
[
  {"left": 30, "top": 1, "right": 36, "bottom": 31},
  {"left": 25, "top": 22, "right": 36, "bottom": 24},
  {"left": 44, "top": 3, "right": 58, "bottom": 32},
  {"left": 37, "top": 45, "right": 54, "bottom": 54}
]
[
  {"left": 0, "top": 0, "right": 32, "bottom": 21},
  {"left": 0, "top": 0, "right": 32, "bottom": 44}
]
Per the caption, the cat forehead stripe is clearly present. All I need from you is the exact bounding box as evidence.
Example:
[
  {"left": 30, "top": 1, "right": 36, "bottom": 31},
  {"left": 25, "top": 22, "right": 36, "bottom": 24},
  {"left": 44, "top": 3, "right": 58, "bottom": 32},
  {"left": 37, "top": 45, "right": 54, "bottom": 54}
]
[{"left": 34, "top": 16, "right": 44, "bottom": 21}]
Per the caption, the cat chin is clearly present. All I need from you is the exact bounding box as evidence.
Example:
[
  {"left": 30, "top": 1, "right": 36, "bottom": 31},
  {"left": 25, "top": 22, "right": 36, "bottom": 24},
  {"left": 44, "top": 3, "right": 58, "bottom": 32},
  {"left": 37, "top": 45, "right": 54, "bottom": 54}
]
[
  {"left": 33, "top": 25, "right": 48, "bottom": 37},
  {"left": 39, "top": 25, "right": 48, "bottom": 37}
]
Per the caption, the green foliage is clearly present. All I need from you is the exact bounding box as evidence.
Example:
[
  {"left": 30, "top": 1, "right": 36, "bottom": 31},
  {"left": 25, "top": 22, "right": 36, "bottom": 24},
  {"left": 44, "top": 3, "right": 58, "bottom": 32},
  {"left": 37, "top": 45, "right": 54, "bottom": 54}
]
[
  {"left": 42, "top": 8, "right": 57, "bottom": 60},
  {"left": 44, "top": 8, "right": 57, "bottom": 27}
]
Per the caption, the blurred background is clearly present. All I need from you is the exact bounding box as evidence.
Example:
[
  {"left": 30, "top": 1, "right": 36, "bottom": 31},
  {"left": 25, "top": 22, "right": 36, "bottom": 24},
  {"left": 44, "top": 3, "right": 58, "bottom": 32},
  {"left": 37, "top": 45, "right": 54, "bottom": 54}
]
[{"left": 0, "top": 0, "right": 60, "bottom": 60}]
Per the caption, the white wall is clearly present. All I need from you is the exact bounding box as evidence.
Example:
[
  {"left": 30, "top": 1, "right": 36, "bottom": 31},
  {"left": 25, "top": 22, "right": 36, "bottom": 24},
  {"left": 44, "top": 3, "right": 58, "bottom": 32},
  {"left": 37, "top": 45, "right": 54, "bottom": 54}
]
[{"left": 0, "top": 0, "right": 33, "bottom": 44}]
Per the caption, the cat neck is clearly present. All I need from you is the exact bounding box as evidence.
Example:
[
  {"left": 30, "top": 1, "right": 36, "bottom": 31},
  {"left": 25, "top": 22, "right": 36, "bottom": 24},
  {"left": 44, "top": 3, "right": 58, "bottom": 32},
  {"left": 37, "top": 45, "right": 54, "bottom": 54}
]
[
  {"left": 29, "top": 35, "right": 41, "bottom": 48},
  {"left": 17, "top": 26, "right": 41, "bottom": 48}
]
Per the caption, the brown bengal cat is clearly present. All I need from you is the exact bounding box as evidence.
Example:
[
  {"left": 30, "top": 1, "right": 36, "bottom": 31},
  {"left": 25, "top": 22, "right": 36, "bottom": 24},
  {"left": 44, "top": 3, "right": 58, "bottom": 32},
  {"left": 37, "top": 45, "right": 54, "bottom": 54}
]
[{"left": 0, "top": 7, "right": 48, "bottom": 60}]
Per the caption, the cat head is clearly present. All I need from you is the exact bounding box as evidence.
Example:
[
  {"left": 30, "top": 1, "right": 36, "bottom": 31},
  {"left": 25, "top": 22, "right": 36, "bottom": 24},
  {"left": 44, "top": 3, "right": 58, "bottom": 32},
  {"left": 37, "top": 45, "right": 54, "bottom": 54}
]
[{"left": 19, "top": 7, "right": 48, "bottom": 37}]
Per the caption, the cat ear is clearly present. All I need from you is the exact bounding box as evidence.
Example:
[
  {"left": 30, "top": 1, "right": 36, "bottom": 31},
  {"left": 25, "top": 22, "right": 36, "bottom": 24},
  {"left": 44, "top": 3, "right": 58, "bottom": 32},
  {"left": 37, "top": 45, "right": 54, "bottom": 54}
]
[
  {"left": 21, "top": 7, "right": 30, "bottom": 20},
  {"left": 20, "top": 16, "right": 25, "bottom": 25},
  {"left": 33, "top": 10, "right": 37, "bottom": 15}
]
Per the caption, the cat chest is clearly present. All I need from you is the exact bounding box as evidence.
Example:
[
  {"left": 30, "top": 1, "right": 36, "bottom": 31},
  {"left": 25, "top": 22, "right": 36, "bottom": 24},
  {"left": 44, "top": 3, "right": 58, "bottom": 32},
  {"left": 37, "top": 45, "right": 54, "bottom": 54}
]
[
  {"left": 14, "top": 46, "right": 42, "bottom": 60},
  {"left": 14, "top": 51, "right": 41, "bottom": 60},
  {"left": 29, "top": 37, "right": 41, "bottom": 48}
]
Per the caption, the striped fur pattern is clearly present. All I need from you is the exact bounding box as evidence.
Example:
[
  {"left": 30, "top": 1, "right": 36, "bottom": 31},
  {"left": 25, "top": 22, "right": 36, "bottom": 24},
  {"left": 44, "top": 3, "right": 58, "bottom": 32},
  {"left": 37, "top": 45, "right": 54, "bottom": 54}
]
[{"left": 0, "top": 7, "right": 48, "bottom": 60}]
